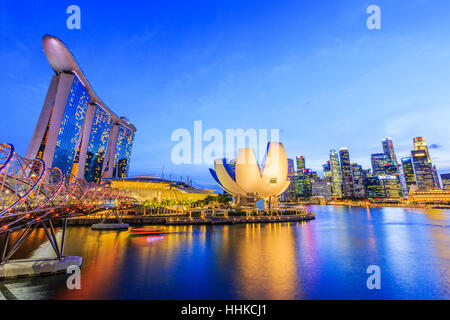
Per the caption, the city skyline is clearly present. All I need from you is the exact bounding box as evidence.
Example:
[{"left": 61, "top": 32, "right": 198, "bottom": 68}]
[{"left": 1, "top": 1, "right": 450, "bottom": 190}]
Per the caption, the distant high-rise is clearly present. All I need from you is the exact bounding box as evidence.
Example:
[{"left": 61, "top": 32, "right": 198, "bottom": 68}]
[
  {"left": 379, "top": 175, "right": 401, "bottom": 199},
  {"left": 413, "top": 137, "right": 431, "bottom": 162},
  {"left": 371, "top": 153, "right": 391, "bottom": 176},
  {"left": 311, "top": 180, "right": 333, "bottom": 200},
  {"left": 296, "top": 156, "right": 306, "bottom": 173},
  {"left": 280, "top": 158, "right": 296, "bottom": 201},
  {"left": 411, "top": 150, "right": 434, "bottom": 191},
  {"left": 382, "top": 137, "right": 398, "bottom": 165},
  {"left": 401, "top": 157, "right": 416, "bottom": 193},
  {"left": 441, "top": 173, "right": 450, "bottom": 190},
  {"left": 330, "top": 150, "right": 343, "bottom": 199},
  {"left": 364, "top": 177, "right": 382, "bottom": 199},
  {"left": 294, "top": 168, "right": 318, "bottom": 198},
  {"left": 323, "top": 161, "right": 332, "bottom": 180},
  {"left": 431, "top": 165, "right": 441, "bottom": 189},
  {"left": 339, "top": 147, "right": 354, "bottom": 198},
  {"left": 26, "top": 35, "right": 136, "bottom": 183},
  {"left": 351, "top": 163, "right": 366, "bottom": 199}
]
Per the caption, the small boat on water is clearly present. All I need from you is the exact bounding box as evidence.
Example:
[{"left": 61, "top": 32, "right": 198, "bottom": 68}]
[{"left": 129, "top": 227, "right": 177, "bottom": 236}]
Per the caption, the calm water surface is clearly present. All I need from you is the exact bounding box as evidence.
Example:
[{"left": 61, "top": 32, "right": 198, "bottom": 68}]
[{"left": 1, "top": 206, "right": 449, "bottom": 300}]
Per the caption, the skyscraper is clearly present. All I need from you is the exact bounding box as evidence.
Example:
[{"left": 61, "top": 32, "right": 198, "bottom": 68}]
[
  {"left": 441, "top": 173, "right": 450, "bottom": 190},
  {"left": 323, "top": 161, "right": 332, "bottom": 180},
  {"left": 413, "top": 137, "right": 431, "bottom": 162},
  {"left": 371, "top": 153, "right": 391, "bottom": 176},
  {"left": 411, "top": 150, "right": 434, "bottom": 191},
  {"left": 364, "top": 177, "right": 382, "bottom": 199},
  {"left": 400, "top": 157, "right": 416, "bottom": 193},
  {"left": 351, "top": 163, "right": 366, "bottom": 199},
  {"left": 432, "top": 165, "right": 441, "bottom": 189},
  {"left": 330, "top": 150, "right": 343, "bottom": 199},
  {"left": 280, "top": 158, "right": 296, "bottom": 201},
  {"left": 311, "top": 180, "right": 333, "bottom": 200},
  {"left": 339, "top": 147, "right": 354, "bottom": 198},
  {"left": 379, "top": 175, "right": 401, "bottom": 199},
  {"left": 294, "top": 168, "right": 318, "bottom": 199},
  {"left": 382, "top": 137, "right": 398, "bottom": 165},
  {"left": 26, "top": 35, "right": 136, "bottom": 183},
  {"left": 296, "top": 156, "right": 306, "bottom": 173}
]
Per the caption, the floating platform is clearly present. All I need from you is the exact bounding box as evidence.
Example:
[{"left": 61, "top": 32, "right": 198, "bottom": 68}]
[
  {"left": 0, "top": 256, "right": 82, "bottom": 280},
  {"left": 91, "top": 223, "right": 129, "bottom": 230}
]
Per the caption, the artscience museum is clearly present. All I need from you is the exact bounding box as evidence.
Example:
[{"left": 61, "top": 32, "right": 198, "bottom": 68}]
[{"left": 209, "top": 142, "right": 290, "bottom": 208}]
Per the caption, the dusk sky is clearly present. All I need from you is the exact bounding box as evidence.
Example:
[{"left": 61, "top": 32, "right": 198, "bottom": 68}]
[{"left": 1, "top": 0, "right": 450, "bottom": 190}]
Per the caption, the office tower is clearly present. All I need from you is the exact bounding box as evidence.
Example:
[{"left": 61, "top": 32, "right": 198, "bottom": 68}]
[
  {"left": 296, "top": 156, "right": 306, "bottom": 173},
  {"left": 397, "top": 164, "right": 409, "bottom": 199},
  {"left": 26, "top": 35, "right": 136, "bottom": 183},
  {"left": 413, "top": 137, "right": 431, "bottom": 162},
  {"left": 411, "top": 150, "right": 434, "bottom": 191},
  {"left": 364, "top": 177, "right": 382, "bottom": 199},
  {"left": 351, "top": 163, "right": 366, "bottom": 199},
  {"left": 287, "top": 158, "right": 295, "bottom": 176},
  {"left": 330, "top": 150, "right": 343, "bottom": 199},
  {"left": 311, "top": 180, "right": 333, "bottom": 200},
  {"left": 441, "top": 173, "right": 450, "bottom": 190},
  {"left": 280, "top": 159, "right": 296, "bottom": 201},
  {"left": 382, "top": 137, "right": 398, "bottom": 164},
  {"left": 294, "top": 168, "right": 318, "bottom": 198},
  {"left": 379, "top": 175, "right": 401, "bottom": 199},
  {"left": 432, "top": 165, "right": 441, "bottom": 189},
  {"left": 339, "top": 147, "right": 354, "bottom": 198},
  {"left": 371, "top": 153, "right": 391, "bottom": 176},
  {"left": 323, "top": 161, "right": 332, "bottom": 180},
  {"left": 401, "top": 157, "right": 416, "bottom": 191}
]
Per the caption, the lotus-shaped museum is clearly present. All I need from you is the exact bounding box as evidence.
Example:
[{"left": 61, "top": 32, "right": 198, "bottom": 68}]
[{"left": 209, "top": 142, "right": 290, "bottom": 207}]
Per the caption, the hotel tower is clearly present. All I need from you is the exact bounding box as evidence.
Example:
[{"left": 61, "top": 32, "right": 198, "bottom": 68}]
[{"left": 26, "top": 35, "right": 136, "bottom": 183}]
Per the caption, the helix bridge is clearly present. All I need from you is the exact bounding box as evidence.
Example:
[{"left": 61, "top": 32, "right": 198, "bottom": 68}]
[{"left": 0, "top": 143, "right": 136, "bottom": 264}]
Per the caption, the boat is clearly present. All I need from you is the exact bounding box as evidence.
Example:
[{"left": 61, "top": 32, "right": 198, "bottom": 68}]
[{"left": 129, "top": 227, "right": 177, "bottom": 236}]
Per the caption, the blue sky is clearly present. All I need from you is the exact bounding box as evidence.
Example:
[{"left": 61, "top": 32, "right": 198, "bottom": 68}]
[{"left": 1, "top": 0, "right": 450, "bottom": 189}]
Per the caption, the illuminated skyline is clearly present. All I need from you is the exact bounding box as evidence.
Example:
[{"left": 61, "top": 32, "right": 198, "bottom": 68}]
[{"left": 1, "top": 0, "right": 450, "bottom": 190}]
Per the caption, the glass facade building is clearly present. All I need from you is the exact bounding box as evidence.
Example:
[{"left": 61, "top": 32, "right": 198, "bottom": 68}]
[
  {"left": 364, "top": 177, "right": 382, "bottom": 199},
  {"left": 401, "top": 157, "right": 416, "bottom": 192},
  {"left": 323, "top": 161, "right": 331, "bottom": 180},
  {"left": 84, "top": 106, "right": 113, "bottom": 183},
  {"left": 26, "top": 35, "right": 136, "bottom": 184},
  {"left": 339, "top": 148, "right": 354, "bottom": 198},
  {"left": 351, "top": 163, "right": 366, "bottom": 199},
  {"left": 113, "top": 125, "right": 135, "bottom": 178},
  {"left": 371, "top": 153, "right": 396, "bottom": 176},
  {"left": 441, "top": 173, "right": 450, "bottom": 191},
  {"left": 382, "top": 137, "right": 398, "bottom": 164},
  {"left": 413, "top": 137, "right": 431, "bottom": 162},
  {"left": 296, "top": 156, "right": 305, "bottom": 173},
  {"left": 52, "top": 76, "right": 90, "bottom": 175},
  {"left": 411, "top": 150, "right": 434, "bottom": 191},
  {"left": 330, "top": 150, "right": 343, "bottom": 199}
]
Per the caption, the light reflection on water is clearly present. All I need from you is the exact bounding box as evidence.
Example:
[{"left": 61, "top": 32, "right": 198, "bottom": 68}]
[{"left": 0, "top": 206, "right": 449, "bottom": 300}]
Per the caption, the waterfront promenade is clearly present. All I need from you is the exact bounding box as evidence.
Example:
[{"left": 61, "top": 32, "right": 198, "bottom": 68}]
[{"left": 67, "top": 212, "right": 315, "bottom": 226}]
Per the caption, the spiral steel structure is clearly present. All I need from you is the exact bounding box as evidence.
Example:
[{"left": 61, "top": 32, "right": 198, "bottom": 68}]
[{"left": 0, "top": 143, "right": 135, "bottom": 234}]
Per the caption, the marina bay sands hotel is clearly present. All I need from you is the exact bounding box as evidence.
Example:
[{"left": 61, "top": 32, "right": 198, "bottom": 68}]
[{"left": 26, "top": 35, "right": 136, "bottom": 183}]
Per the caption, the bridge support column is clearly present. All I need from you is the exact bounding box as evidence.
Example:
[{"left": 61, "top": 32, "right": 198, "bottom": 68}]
[
  {"left": 0, "top": 219, "right": 82, "bottom": 279},
  {"left": 91, "top": 208, "right": 129, "bottom": 230}
]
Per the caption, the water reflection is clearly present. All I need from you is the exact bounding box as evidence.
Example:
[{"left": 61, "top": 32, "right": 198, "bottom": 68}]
[{"left": 0, "top": 206, "right": 448, "bottom": 300}]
